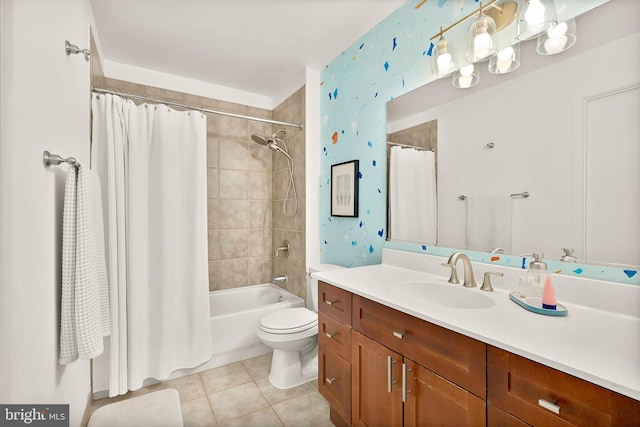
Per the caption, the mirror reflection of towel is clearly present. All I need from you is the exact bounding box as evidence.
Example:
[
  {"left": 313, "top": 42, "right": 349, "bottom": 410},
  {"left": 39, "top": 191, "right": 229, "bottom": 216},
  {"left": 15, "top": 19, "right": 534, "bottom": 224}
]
[{"left": 465, "top": 195, "right": 512, "bottom": 253}]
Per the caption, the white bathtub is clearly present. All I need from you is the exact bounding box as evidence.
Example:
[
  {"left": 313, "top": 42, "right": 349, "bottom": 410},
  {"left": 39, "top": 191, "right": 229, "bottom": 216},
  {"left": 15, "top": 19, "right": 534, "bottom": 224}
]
[
  {"left": 167, "top": 283, "right": 304, "bottom": 379},
  {"left": 94, "top": 283, "right": 304, "bottom": 398}
]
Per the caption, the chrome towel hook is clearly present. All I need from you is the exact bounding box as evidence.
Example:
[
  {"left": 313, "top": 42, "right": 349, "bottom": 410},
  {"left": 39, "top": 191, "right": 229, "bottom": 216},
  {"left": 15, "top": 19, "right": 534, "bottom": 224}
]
[{"left": 65, "top": 40, "right": 90, "bottom": 61}]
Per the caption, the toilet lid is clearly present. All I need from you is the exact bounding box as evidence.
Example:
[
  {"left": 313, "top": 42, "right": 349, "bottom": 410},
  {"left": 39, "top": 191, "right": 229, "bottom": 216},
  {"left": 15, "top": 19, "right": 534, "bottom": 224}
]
[{"left": 259, "top": 308, "right": 317, "bottom": 334}]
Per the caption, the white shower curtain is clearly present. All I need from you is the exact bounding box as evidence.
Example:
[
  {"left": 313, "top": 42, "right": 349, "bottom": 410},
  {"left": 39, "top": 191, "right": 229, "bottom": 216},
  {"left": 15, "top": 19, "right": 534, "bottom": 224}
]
[
  {"left": 389, "top": 146, "right": 437, "bottom": 244},
  {"left": 90, "top": 93, "right": 211, "bottom": 397}
]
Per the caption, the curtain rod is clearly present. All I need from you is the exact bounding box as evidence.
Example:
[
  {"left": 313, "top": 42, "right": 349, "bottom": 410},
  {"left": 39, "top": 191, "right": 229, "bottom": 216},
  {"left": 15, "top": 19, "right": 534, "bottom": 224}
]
[
  {"left": 387, "top": 141, "right": 434, "bottom": 151},
  {"left": 91, "top": 87, "right": 304, "bottom": 130}
]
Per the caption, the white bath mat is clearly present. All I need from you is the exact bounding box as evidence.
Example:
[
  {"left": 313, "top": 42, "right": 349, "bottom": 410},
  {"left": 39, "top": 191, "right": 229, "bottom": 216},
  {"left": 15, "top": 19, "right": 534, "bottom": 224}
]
[{"left": 88, "top": 389, "right": 183, "bottom": 427}]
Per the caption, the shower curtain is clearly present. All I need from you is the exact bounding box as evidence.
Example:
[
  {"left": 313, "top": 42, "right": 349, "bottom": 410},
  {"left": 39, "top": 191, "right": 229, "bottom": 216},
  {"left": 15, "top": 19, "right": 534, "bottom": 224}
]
[
  {"left": 389, "top": 146, "right": 437, "bottom": 244},
  {"left": 90, "top": 93, "right": 212, "bottom": 397}
]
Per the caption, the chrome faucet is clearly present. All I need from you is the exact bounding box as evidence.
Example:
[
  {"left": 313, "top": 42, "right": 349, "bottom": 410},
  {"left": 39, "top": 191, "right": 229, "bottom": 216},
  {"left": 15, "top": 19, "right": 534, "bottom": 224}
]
[
  {"left": 272, "top": 274, "right": 288, "bottom": 284},
  {"left": 560, "top": 248, "right": 577, "bottom": 262},
  {"left": 441, "top": 252, "right": 477, "bottom": 287}
]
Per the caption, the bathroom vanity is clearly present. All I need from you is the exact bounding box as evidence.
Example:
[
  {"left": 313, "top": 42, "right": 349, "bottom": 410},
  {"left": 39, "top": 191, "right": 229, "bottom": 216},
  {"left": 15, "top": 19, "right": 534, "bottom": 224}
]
[{"left": 315, "top": 250, "right": 640, "bottom": 426}]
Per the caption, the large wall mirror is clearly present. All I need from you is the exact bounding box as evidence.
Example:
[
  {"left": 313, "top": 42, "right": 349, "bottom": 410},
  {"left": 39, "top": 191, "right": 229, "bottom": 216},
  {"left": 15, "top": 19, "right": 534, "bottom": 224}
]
[{"left": 386, "top": 0, "right": 639, "bottom": 270}]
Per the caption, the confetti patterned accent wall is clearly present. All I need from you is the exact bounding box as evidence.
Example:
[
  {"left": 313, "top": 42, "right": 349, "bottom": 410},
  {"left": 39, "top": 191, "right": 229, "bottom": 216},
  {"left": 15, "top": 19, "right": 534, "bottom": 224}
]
[{"left": 319, "top": 0, "right": 638, "bottom": 286}]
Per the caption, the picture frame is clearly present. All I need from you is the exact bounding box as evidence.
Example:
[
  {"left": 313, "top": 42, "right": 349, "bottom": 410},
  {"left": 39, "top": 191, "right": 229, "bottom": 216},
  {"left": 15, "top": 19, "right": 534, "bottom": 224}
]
[{"left": 331, "top": 160, "right": 359, "bottom": 217}]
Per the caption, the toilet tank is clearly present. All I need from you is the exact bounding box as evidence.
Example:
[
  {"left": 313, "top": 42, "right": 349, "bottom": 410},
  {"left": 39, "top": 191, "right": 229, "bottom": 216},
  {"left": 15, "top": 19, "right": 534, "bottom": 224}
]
[{"left": 307, "top": 264, "right": 345, "bottom": 311}]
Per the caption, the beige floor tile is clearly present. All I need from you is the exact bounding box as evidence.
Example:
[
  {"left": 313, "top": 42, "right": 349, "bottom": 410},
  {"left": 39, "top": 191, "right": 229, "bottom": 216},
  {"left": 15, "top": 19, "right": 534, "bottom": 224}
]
[
  {"left": 218, "top": 407, "right": 284, "bottom": 427},
  {"left": 146, "top": 373, "right": 206, "bottom": 403},
  {"left": 241, "top": 353, "right": 272, "bottom": 380},
  {"left": 272, "top": 392, "right": 333, "bottom": 427},
  {"left": 255, "top": 377, "right": 315, "bottom": 405},
  {"left": 200, "top": 362, "right": 252, "bottom": 394},
  {"left": 209, "top": 382, "right": 270, "bottom": 423},
  {"left": 181, "top": 396, "right": 217, "bottom": 427}
]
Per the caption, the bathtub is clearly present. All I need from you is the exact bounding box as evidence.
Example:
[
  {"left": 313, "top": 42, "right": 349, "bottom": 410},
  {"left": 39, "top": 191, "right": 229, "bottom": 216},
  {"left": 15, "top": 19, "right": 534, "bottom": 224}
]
[
  {"left": 167, "top": 283, "right": 304, "bottom": 379},
  {"left": 93, "top": 283, "right": 303, "bottom": 398}
]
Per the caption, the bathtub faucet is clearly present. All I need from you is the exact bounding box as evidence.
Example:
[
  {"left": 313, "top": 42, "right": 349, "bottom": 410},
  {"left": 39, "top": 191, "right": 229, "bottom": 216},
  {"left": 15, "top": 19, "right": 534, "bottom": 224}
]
[{"left": 272, "top": 274, "right": 288, "bottom": 284}]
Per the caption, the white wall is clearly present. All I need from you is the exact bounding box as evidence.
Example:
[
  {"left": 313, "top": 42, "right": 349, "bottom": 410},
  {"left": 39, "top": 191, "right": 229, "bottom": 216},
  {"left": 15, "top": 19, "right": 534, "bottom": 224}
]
[
  {"left": 305, "top": 67, "right": 321, "bottom": 269},
  {"left": 0, "top": 0, "right": 94, "bottom": 425}
]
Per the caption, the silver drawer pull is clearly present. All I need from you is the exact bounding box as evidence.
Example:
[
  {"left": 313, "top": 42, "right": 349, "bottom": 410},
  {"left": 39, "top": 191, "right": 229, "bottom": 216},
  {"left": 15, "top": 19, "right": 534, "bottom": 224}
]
[
  {"left": 538, "top": 399, "right": 561, "bottom": 414},
  {"left": 393, "top": 331, "right": 405, "bottom": 339},
  {"left": 325, "top": 332, "right": 336, "bottom": 338},
  {"left": 402, "top": 364, "right": 413, "bottom": 403},
  {"left": 326, "top": 377, "right": 337, "bottom": 384},
  {"left": 325, "top": 300, "right": 335, "bottom": 306}
]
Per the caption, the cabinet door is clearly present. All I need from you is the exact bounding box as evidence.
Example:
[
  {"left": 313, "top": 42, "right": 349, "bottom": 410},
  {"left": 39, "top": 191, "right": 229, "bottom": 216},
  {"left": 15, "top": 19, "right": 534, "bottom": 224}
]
[
  {"left": 319, "top": 343, "right": 351, "bottom": 424},
  {"left": 404, "top": 359, "right": 486, "bottom": 427},
  {"left": 352, "top": 331, "right": 403, "bottom": 427}
]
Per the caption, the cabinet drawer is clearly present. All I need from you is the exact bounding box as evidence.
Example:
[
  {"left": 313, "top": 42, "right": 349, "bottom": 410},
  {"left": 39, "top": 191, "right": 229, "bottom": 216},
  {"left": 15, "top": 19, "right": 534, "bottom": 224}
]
[
  {"left": 318, "top": 311, "right": 351, "bottom": 360},
  {"left": 319, "top": 343, "right": 351, "bottom": 424},
  {"left": 318, "top": 281, "right": 352, "bottom": 326},
  {"left": 353, "top": 295, "right": 486, "bottom": 399},
  {"left": 488, "top": 346, "right": 640, "bottom": 427}
]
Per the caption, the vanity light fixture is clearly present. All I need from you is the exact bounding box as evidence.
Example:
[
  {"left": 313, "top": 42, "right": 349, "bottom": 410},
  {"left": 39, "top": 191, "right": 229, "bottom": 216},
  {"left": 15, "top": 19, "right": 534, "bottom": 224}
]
[
  {"left": 516, "top": 0, "right": 557, "bottom": 41},
  {"left": 452, "top": 63, "right": 480, "bottom": 89},
  {"left": 433, "top": 27, "right": 459, "bottom": 78},
  {"left": 466, "top": 3, "right": 498, "bottom": 63},
  {"left": 488, "top": 44, "right": 521, "bottom": 74},
  {"left": 536, "top": 18, "right": 577, "bottom": 55}
]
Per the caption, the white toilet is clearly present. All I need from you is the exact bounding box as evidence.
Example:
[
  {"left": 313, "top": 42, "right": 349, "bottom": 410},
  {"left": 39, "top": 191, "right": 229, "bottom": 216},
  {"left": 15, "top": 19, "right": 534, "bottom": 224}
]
[{"left": 257, "top": 264, "right": 344, "bottom": 389}]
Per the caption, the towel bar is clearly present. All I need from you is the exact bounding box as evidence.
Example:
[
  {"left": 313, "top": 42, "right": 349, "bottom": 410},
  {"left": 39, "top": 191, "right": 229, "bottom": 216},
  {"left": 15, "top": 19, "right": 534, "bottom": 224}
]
[
  {"left": 43, "top": 150, "right": 79, "bottom": 168},
  {"left": 458, "top": 192, "right": 529, "bottom": 200}
]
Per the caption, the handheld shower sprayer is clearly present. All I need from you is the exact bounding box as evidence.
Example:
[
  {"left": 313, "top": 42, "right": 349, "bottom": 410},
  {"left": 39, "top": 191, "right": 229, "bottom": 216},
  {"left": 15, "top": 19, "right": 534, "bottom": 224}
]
[{"left": 249, "top": 129, "right": 298, "bottom": 217}]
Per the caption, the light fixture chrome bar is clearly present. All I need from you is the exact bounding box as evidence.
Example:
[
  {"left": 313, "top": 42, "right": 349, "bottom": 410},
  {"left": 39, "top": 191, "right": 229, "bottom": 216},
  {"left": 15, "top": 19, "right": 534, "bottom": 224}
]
[
  {"left": 458, "top": 191, "right": 529, "bottom": 200},
  {"left": 43, "top": 150, "right": 79, "bottom": 168},
  {"left": 91, "top": 87, "right": 304, "bottom": 130},
  {"left": 430, "top": 0, "right": 501, "bottom": 41}
]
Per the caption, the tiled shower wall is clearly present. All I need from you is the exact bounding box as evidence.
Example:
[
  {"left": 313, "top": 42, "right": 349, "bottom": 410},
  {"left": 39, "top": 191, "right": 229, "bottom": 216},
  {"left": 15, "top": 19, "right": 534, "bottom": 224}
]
[
  {"left": 95, "top": 77, "right": 306, "bottom": 298},
  {"left": 272, "top": 87, "right": 306, "bottom": 299}
]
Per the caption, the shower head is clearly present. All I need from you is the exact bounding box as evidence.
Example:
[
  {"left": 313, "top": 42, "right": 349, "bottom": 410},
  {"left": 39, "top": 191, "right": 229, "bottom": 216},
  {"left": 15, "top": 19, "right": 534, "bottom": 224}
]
[{"left": 251, "top": 134, "right": 270, "bottom": 145}]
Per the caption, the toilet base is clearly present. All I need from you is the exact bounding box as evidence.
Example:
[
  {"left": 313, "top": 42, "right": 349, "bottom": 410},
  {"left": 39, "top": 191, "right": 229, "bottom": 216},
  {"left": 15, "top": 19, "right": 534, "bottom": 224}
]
[{"left": 268, "top": 340, "right": 318, "bottom": 389}]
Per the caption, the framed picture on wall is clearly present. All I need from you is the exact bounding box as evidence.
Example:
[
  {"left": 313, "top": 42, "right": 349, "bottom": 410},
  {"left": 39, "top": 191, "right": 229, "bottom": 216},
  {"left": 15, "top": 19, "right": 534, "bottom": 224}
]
[{"left": 331, "top": 160, "right": 359, "bottom": 217}]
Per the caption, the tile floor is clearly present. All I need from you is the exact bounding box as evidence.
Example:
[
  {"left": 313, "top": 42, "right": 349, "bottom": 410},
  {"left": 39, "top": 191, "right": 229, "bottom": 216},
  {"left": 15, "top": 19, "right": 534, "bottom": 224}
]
[{"left": 87, "top": 353, "right": 335, "bottom": 427}]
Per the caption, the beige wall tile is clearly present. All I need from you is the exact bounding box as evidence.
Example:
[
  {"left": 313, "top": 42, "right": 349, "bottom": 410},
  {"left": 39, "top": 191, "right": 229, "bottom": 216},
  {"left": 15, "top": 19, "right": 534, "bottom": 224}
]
[
  {"left": 207, "top": 168, "right": 219, "bottom": 198},
  {"left": 249, "top": 171, "right": 272, "bottom": 200},
  {"left": 249, "top": 200, "right": 272, "bottom": 229},
  {"left": 218, "top": 259, "right": 249, "bottom": 289},
  {"left": 219, "top": 116, "right": 247, "bottom": 140},
  {"left": 250, "top": 229, "right": 272, "bottom": 258},
  {"left": 219, "top": 199, "right": 249, "bottom": 229},
  {"left": 220, "top": 139, "right": 249, "bottom": 170},
  {"left": 287, "top": 231, "right": 304, "bottom": 266},
  {"left": 248, "top": 257, "right": 272, "bottom": 285},
  {"left": 249, "top": 144, "right": 272, "bottom": 172},
  {"left": 219, "top": 170, "right": 248, "bottom": 199},
  {"left": 208, "top": 198, "right": 219, "bottom": 230},
  {"left": 208, "top": 231, "right": 219, "bottom": 261},
  {"left": 219, "top": 230, "right": 249, "bottom": 259},
  {"left": 208, "top": 261, "right": 219, "bottom": 292},
  {"left": 147, "top": 85, "right": 187, "bottom": 103}
]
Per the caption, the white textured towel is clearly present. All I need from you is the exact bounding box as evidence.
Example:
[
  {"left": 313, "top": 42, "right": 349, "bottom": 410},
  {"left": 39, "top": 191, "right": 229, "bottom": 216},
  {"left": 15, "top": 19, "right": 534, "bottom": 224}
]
[
  {"left": 59, "top": 164, "right": 110, "bottom": 365},
  {"left": 465, "top": 195, "right": 512, "bottom": 253}
]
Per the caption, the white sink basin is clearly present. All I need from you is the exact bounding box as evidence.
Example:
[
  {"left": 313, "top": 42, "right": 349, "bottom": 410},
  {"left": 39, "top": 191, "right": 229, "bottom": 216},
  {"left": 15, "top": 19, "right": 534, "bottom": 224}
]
[{"left": 391, "top": 280, "right": 496, "bottom": 309}]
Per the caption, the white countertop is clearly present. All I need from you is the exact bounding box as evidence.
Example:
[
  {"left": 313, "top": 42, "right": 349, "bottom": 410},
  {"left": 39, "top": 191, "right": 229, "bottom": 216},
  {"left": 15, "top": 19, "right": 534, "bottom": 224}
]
[{"left": 312, "top": 249, "right": 640, "bottom": 401}]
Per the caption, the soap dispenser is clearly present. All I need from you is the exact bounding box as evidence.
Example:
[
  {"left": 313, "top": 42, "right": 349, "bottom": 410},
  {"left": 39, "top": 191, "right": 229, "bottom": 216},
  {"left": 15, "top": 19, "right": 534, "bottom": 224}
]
[{"left": 525, "top": 253, "right": 550, "bottom": 307}]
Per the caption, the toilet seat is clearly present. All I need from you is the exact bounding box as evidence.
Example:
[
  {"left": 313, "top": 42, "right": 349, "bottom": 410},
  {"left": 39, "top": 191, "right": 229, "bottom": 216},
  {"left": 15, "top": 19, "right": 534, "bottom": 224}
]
[{"left": 259, "top": 307, "right": 317, "bottom": 335}]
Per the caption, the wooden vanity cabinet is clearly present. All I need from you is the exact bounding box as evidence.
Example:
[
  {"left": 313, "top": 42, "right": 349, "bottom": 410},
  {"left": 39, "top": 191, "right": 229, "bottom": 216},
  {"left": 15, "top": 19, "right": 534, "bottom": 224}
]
[
  {"left": 488, "top": 346, "right": 640, "bottom": 427},
  {"left": 351, "top": 294, "right": 486, "bottom": 427},
  {"left": 318, "top": 281, "right": 353, "bottom": 426}
]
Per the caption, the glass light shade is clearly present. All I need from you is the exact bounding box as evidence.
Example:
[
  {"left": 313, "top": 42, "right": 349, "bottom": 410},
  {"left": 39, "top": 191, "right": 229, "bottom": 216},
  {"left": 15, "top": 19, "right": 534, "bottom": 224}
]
[
  {"left": 488, "top": 44, "right": 521, "bottom": 74},
  {"left": 536, "top": 19, "right": 577, "bottom": 55},
  {"left": 467, "top": 13, "right": 498, "bottom": 62},
  {"left": 516, "top": 0, "right": 557, "bottom": 41},
  {"left": 452, "top": 64, "right": 480, "bottom": 89},
  {"left": 433, "top": 37, "right": 459, "bottom": 78}
]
